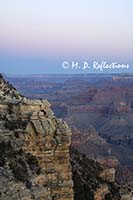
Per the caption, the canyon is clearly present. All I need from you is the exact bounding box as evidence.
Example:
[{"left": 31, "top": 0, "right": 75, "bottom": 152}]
[
  {"left": 1, "top": 73, "right": 133, "bottom": 199},
  {"left": 7, "top": 74, "right": 133, "bottom": 186}
]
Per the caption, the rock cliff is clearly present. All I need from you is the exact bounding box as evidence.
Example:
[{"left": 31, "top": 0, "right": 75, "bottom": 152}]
[
  {"left": 0, "top": 74, "right": 74, "bottom": 200},
  {"left": 1, "top": 74, "right": 132, "bottom": 200},
  {"left": 70, "top": 148, "right": 133, "bottom": 200}
]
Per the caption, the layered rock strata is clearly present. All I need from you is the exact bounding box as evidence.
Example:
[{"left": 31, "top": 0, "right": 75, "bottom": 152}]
[{"left": 0, "top": 74, "right": 74, "bottom": 200}]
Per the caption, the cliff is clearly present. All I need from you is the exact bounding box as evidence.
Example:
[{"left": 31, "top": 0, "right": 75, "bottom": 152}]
[
  {"left": 0, "top": 74, "right": 132, "bottom": 200},
  {"left": 70, "top": 148, "right": 133, "bottom": 200},
  {"left": 0, "top": 74, "right": 74, "bottom": 200}
]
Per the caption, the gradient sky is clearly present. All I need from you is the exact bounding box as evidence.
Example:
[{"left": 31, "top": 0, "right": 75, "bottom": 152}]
[{"left": 0, "top": 0, "right": 132, "bottom": 74}]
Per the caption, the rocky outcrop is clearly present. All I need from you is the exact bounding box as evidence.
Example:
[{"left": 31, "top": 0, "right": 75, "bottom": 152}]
[
  {"left": 70, "top": 148, "right": 133, "bottom": 200},
  {"left": 99, "top": 168, "right": 116, "bottom": 182},
  {"left": 70, "top": 148, "right": 121, "bottom": 200},
  {"left": 0, "top": 74, "right": 74, "bottom": 200}
]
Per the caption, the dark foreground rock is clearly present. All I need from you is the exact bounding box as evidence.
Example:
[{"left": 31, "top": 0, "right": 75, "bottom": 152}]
[{"left": 70, "top": 148, "right": 133, "bottom": 200}]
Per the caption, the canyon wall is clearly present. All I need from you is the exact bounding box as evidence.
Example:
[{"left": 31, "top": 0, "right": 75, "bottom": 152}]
[{"left": 0, "top": 74, "right": 74, "bottom": 200}]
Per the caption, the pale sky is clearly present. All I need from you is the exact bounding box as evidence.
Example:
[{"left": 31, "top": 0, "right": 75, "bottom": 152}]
[{"left": 0, "top": 0, "right": 132, "bottom": 74}]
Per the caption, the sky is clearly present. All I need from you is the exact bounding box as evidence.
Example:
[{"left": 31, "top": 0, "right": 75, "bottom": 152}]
[{"left": 0, "top": 0, "right": 132, "bottom": 74}]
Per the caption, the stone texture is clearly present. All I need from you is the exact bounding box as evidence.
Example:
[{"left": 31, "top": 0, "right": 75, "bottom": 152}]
[
  {"left": 99, "top": 168, "right": 116, "bottom": 182},
  {"left": 0, "top": 74, "right": 74, "bottom": 200},
  {"left": 70, "top": 147, "right": 133, "bottom": 200}
]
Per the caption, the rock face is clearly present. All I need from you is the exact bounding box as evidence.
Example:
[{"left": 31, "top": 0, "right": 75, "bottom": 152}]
[
  {"left": 0, "top": 74, "right": 74, "bottom": 200},
  {"left": 71, "top": 147, "right": 133, "bottom": 200},
  {"left": 99, "top": 168, "right": 116, "bottom": 182},
  {"left": 70, "top": 148, "right": 121, "bottom": 200}
]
